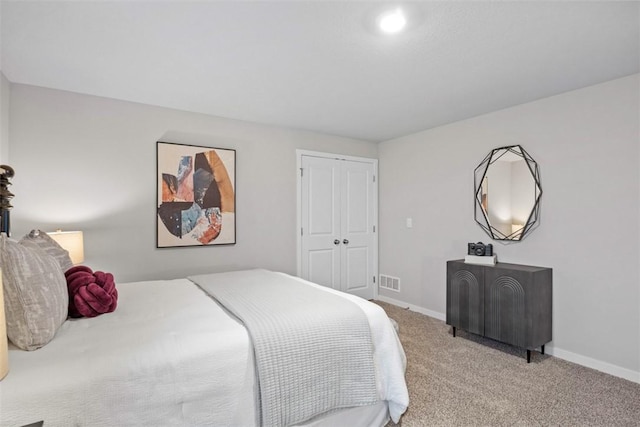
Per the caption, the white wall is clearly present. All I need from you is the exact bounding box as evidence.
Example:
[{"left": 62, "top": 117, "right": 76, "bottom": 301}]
[
  {"left": 0, "top": 72, "right": 9, "bottom": 163},
  {"left": 8, "top": 84, "right": 377, "bottom": 282},
  {"left": 378, "top": 74, "right": 640, "bottom": 381}
]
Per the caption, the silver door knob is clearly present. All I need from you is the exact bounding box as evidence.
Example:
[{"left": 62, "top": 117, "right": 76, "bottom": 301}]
[
  {"left": 343, "top": 239, "right": 349, "bottom": 245},
  {"left": 334, "top": 239, "right": 340, "bottom": 245}
]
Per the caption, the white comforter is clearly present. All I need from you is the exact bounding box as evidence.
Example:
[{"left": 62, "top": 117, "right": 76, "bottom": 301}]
[{"left": 0, "top": 272, "right": 408, "bottom": 426}]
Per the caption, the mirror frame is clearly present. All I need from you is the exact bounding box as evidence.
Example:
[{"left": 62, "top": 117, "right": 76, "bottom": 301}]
[{"left": 474, "top": 145, "right": 542, "bottom": 241}]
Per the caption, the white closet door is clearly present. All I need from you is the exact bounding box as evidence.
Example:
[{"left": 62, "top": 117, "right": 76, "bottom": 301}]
[
  {"left": 300, "top": 154, "right": 375, "bottom": 299},
  {"left": 340, "top": 160, "right": 375, "bottom": 299},
  {"left": 301, "top": 156, "right": 341, "bottom": 290}
]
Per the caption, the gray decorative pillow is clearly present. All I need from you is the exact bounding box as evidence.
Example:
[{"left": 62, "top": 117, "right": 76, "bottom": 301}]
[
  {"left": 21, "top": 230, "right": 74, "bottom": 273},
  {"left": 0, "top": 234, "right": 69, "bottom": 350}
]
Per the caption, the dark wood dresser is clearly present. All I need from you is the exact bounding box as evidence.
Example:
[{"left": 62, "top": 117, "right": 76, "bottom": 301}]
[{"left": 446, "top": 260, "right": 552, "bottom": 362}]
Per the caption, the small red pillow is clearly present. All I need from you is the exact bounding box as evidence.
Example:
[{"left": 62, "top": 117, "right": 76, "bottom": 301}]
[{"left": 65, "top": 266, "right": 118, "bottom": 318}]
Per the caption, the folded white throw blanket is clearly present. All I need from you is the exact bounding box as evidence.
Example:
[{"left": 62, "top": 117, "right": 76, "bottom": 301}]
[{"left": 189, "top": 270, "right": 379, "bottom": 427}]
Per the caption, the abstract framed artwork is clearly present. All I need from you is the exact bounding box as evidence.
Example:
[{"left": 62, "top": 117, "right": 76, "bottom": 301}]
[{"left": 157, "top": 141, "right": 236, "bottom": 247}]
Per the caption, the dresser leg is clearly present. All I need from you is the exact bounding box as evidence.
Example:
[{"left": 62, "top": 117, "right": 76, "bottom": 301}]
[
  {"left": 452, "top": 326, "right": 456, "bottom": 337},
  {"left": 541, "top": 345, "right": 545, "bottom": 355},
  {"left": 527, "top": 350, "right": 531, "bottom": 363}
]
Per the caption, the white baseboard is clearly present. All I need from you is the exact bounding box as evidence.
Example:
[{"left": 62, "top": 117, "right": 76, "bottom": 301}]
[
  {"left": 375, "top": 295, "right": 639, "bottom": 384},
  {"left": 546, "top": 347, "right": 640, "bottom": 384},
  {"left": 376, "top": 295, "right": 446, "bottom": 322}
]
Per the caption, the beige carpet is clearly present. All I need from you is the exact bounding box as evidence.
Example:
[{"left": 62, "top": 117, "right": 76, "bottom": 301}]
[{"left": 375, "top": 301, "right": 640, "bottom": 427}]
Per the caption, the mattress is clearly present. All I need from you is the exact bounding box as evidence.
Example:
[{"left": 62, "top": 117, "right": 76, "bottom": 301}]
[{"left": 0, "top": 271, "right": 408, "bottom": 426}]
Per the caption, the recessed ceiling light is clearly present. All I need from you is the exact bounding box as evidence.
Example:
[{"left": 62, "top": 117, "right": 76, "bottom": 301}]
[{"left": 378, "top": 8, "right": 406, "bottom": 34}]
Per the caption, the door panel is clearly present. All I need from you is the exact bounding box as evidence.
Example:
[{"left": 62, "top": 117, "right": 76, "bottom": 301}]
[
  {"left": 308, "top": 249, "right": 339, "bottom": 290},
  {"left": 344, "top": 168, "right": 369, "bottom": 234},
  {"left": 301, "top": 156, "right": 340, "bottom": 289},
  {"left": 341, "top": 161, "right": 374, "bottom": 299},
  {"left": 308, "top": 166, "right": 336, "bottom": 234},
  {"left": 344, "top": 246, "right": 370, "bottom": 297}
]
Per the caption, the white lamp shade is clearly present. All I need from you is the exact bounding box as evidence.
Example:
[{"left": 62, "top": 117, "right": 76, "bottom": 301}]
[
  {"left": 0, "top": 269, "right": 9, "bottom": 380},
  {"left": 48, "top": 230, "right": 84, "bottom": 265}
]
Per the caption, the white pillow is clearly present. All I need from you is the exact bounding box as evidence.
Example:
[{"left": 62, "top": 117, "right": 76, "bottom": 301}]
[
  {"left": 21, "top": 230, "right": 74, "bottom": 273},
  {"left": 0, "top": 234, "right": 68, "bottom": 350}
]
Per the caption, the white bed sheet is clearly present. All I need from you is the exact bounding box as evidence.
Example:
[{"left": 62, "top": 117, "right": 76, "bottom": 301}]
[
  {"left": 1, "top": 278, "right": 257, "bottom": 427},
  {"left": 0, "top": 272, "right": 408, "bottom": 427}
]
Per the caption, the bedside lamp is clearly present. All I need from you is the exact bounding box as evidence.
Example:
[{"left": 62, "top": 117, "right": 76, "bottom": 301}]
[
  {"left": 1, "top": 269, "right": 9, "bottom": 380},
  {"left": 48, "top": 230, "right": 84, "bottom": 265}
]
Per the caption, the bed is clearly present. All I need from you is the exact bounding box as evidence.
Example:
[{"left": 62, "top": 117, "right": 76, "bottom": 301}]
[{"left": 0, "top": 185, "right": 409, "bottom": 427}]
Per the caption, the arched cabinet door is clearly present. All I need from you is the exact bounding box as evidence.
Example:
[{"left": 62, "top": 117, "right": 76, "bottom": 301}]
[{"left": 446, "top": 262, "right": 485, "bottom": 336}]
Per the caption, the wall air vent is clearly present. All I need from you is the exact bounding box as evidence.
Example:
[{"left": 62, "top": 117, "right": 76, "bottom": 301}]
[{"left": 379, "top": 274, "right": 400, "bottom": 292}]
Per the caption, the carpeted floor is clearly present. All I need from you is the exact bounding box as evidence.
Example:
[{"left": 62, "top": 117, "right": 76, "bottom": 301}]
[{"left": 375, "top": 301, "right": 640, "bottom": 427}]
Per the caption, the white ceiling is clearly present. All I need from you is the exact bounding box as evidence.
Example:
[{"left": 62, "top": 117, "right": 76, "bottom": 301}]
[{"left": 1, "top": 1, "right": 638, "bottom": 142}]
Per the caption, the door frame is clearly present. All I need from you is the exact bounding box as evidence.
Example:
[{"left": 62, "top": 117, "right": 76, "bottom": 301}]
[{"left": 296, "top": 149, "right": 379, "bottom": 299}]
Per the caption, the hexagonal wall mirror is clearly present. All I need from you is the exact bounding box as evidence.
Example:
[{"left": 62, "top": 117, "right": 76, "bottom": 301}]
[{"left": 474, "top": 145, "right": 542, "bottom": 241}]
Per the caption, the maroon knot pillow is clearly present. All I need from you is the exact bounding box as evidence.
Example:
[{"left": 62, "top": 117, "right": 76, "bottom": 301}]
[{"left": 65, "top": 266, "right": 118, "bottom": 318}]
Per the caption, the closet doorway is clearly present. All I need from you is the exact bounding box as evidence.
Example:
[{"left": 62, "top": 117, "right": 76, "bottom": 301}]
[{"left": 296, "top": 150, "right": 378, "bottom": 300}]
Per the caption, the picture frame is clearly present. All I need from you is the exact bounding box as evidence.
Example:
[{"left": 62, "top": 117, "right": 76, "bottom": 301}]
[{"left": 156, "top": 141, "right": 236, "bottom": 248}]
